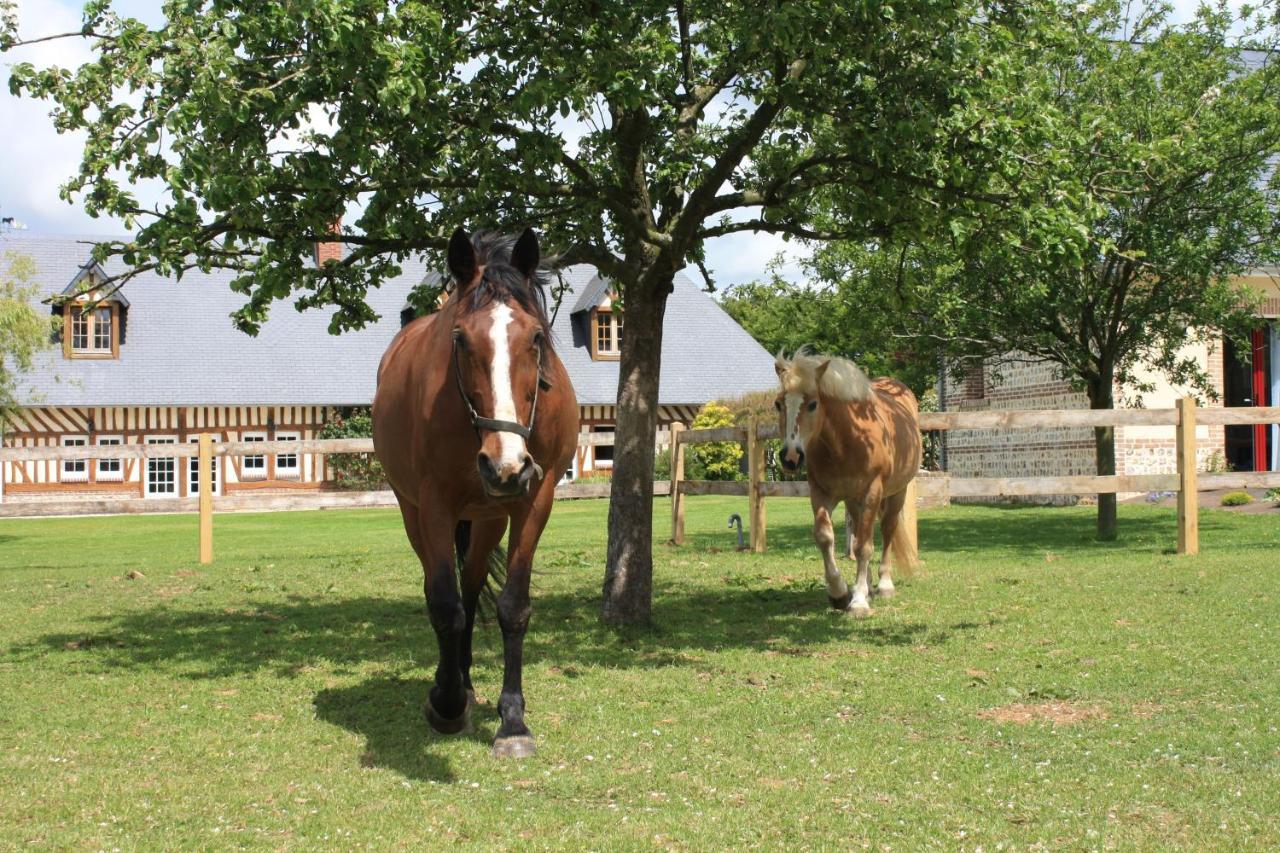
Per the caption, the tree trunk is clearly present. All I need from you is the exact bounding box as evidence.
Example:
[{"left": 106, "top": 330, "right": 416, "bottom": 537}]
[
  {"left": 601, "top": 282, "right": 671, "bottom": 624},
  {"left": 1088, "top": 371, "right": 1117, "bottom": 541}
]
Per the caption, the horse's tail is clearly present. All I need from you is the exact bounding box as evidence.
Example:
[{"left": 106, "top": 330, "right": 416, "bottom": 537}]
[
  {"left": 454, "top": 521, "right": 508, "bottom": 619},
  {"left": 889, "top": 497, "right": 919, "bottom": 578}
]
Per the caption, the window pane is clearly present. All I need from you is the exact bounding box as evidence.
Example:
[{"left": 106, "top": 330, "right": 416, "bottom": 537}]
[
  {"left": 71, "top": 310, "right": 88, "bottom": 350},
  {"left": 94, "top": 308, "right": 112, "bottom": 350}
]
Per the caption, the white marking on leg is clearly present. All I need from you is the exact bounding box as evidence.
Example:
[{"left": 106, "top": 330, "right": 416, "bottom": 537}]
[{"left": 488, "top": 303, "right": 528, "bottom": 471}]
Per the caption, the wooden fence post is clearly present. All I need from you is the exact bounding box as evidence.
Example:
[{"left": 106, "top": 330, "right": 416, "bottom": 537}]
[
  {"left": 198, "top": 433, "right": 213, "bottom": 565},
  {"left": 748, "top": 419, "right": 766, "bottom": 553},
  {"left": 669, "top": 422, "right": 686, "bottom": 545},
  {"left": 901, "top": 478, "right": 919, "bottom": 566},
  {"left": 1176, "top": 397, "right": 1199, "bottom": 556}
]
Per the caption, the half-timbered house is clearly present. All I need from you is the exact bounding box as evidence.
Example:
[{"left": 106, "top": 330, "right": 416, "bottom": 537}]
[{"left": 1, "top": 232, "right": 776, "bottom": 501}]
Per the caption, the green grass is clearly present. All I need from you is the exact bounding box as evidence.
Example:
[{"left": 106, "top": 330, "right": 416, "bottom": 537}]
[{"left": 1, "top": 498, "right": 1278, "bottom": 849}]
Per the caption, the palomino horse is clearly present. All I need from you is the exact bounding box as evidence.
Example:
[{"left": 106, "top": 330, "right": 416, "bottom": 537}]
[
  {"left": 373, "top": 228, "right": 578, "bottom": 758},
  {"left": 773, "top": 351, "right": 920, "bottom": 617}
]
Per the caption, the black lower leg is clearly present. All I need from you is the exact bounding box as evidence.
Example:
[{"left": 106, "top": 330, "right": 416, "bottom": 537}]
[
  {"left": 425, "top": 570, "right": 468, "bottom": 724},
  {"left": 495, "top": 587, "right": 531, "bottom": 740}
]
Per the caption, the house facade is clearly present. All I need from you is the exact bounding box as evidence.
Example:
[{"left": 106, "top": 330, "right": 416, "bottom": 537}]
[
  {"left": 1, "top": 233, "right": 777, "bottom": 501},
  {"left": 940, "top": 269, "right": 1280, "bottom": 499}
]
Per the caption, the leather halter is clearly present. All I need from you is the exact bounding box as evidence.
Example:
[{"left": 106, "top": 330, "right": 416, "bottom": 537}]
[
  {"left": 449, "top": 266, "right": 553, "bottom": 442},
  {"left": 451, "top": 329, "right": 546, "bottom": 441}
]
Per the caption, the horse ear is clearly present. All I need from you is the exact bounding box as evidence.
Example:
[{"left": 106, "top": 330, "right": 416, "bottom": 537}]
[
  {"left": 815, "top": 359, "right": 831, "bottom": 387},
  {"left": 448, "top": 227, "right": 477, "bottom": 286},
  {"left": 774, "top": 349, "right": 788, "bottom": 377},
  {"left": 511, "top": 228, "right": 540, "bottom": 278}
]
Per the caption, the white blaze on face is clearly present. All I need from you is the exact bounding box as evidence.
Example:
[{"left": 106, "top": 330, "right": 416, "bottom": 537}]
[
  {"left": 488, "top": 303, "right": 528, "bottom": 471},
  {"left": 783, "top": 392, "right": 806, "bottom": 452}
]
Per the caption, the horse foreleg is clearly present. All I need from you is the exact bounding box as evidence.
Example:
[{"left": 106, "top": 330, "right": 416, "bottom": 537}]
[
  {"left": 412, "top": 496, "right": 473, "bottom": 736},
  {"left": 849, "top": 489, "right": 881, "bottom": 618},
  {"left": 491, "top": 483, "right": 555, "bottom": 759},
  {"left": 811, "top": 493, "right": 850, "bottom": 610},
  {"left": 458, "top": 517, "right": 509, "bottom": 700},
  {"left": 876, "top": 490, "right": 908, "bottom": 599}
]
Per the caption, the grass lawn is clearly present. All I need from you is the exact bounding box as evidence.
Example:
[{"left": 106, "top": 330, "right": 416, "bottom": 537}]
[{"left": 1, "top": 497, "right": 1278, "bottom": 849}]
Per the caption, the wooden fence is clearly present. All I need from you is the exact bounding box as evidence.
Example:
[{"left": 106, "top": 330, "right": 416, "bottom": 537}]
[
  {"left": 670, "top": 398, "right": 1280, "bottom": 557},
  {"left": 3, "top": 400, "right": 1278, "bottom": 561}
]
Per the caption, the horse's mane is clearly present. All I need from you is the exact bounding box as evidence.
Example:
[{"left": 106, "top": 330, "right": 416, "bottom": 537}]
[
  {"left": 456, "top": 231, "right": 554, "bottom": 344},
  {"left": 775, "top": 348, "right": 873, "bottom": 402}
]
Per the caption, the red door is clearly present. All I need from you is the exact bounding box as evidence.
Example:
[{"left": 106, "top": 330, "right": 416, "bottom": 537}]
[{"left": 1251, "top": 328, "right": 1267, "bottom": 473}]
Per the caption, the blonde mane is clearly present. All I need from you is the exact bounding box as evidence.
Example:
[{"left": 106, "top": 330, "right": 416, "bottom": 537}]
[{"left": 775, "top": 348, "right": 873, "bottom": 402}]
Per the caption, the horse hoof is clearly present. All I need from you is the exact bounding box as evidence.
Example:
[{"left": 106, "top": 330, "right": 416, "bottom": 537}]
[
  {"left": 847, "top": 602, "right": 873, "bottom": 618},
  {"left": 875, "top": 584, "right": 896, "bottom": 599},
  {"left": 829, "top": 591, "right": 853, "bottom": 610},
  {"left": 424, "top": 693, "right": 474, "bottom": 736},
  {"left": 491, "top": 735, "right": 537, "bottom": 759}
]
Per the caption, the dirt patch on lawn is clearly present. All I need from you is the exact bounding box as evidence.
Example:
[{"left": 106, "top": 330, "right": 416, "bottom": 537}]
[{"left": 978, "top": 701, "right": 1108, "bottom": 726}]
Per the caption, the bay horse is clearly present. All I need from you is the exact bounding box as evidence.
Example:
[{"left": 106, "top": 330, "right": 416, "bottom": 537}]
[
  {"left": 773, "top": 350, "right": 920, "bottom": 617},
  {"left": 372, "top": 228, "right": 578, "bottom": 758}
]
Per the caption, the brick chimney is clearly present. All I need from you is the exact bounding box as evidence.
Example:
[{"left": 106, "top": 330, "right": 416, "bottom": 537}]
[{"left": 314, "top": 218, "right": 344, "bottom": 266}]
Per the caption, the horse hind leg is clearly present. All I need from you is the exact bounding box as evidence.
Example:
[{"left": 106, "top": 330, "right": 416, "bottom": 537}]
[{"left": 876, "top": 490, "right": 909, "bottom": 599}]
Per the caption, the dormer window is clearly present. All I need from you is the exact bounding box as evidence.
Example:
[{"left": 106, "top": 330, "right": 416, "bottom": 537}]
[
  {"left": 58, "top": 260, "right": 128, "bottom": 361},
  {"left": 593, "top": 308, "right": 623, "bottom": 360}
]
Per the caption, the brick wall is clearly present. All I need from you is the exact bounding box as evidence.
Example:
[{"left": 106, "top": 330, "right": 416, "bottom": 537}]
[
  {"left": 945, "top": 356, "right": 1094, "bottom": 505},
  {"left": 942, "top": 344, "right": 1230, "bottom": 503}
]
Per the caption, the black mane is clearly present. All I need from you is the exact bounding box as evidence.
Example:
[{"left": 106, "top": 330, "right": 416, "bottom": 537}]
[{"left": 459, "top": 231, "right": 553, "bottom": 342}]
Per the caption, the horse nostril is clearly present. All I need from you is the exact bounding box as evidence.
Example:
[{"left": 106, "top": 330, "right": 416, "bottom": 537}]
[{"left": 477, "top": 453, "right": 499, "bottom": 482}]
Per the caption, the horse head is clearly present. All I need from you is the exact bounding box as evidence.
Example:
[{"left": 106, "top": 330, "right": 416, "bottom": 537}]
[
  {"left": 447, "top": 227, "right": 552, "bottom": 498},
  {"left": 773, "top": 349, "right": 873, "bottom": 472}
]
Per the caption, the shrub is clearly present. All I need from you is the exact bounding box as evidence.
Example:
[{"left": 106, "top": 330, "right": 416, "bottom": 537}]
[
  {"left": 318, "top": 409, "right": 387, "bottom": 491},
  {"left": 1266, "top": 487, "right": 1280, "bottom": 504},
  {"left": 1200, "top": 451, "right": 1231, "bottom": 474},
  {"left": 687, "top": 402, "right": 744, "bottom": 481},
  {"left": 1220, "top": 490, "right": 1253, "bottom": 507}
]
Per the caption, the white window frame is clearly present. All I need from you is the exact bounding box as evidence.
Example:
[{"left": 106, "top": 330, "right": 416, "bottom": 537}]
[
  {"left": 275, "top": 431, "right": 300, "bottom": 479},
  {"left": 594, "top": 310, "right": 622, "bottom": 357},
  {"left": 186, "top": 435, "right": 221, "bottom": 496},
  {"left": 241, "top": 432, "right": 268, "bottom": 480},
  {"left": 95, "top": 435, "right": 123, "bottom": 482},
  {"left": 144, "top": 435, "right": 178, "bottom": 497},
  {"left": 591, "top": 425, "right": 615, "bottom": 469},
  {"left": 61, "top": 435, "right": 89, "bottom": 482}
]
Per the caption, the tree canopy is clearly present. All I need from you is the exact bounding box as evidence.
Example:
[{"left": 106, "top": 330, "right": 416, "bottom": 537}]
[
  {"left": 809, "top": 1, "right": 1280, "bottom": 539},
  {"left": 0, "top": 251, "right": 53, "bottom": 429},
  {"left": 5, "top": 0, "right": 1065, "bottom": 621}
]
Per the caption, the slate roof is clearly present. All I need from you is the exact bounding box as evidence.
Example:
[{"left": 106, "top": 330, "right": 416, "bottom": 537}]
[{"left": 5, "top": 232, "right": 777, "bottom": 408}]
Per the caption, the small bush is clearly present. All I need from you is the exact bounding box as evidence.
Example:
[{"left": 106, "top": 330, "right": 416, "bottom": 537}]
[
  {"left": 1220, "top": 490, "right": 1253, "bottom": 507},
  {"left": 1200, "top": 451, "right": 1231, "bottom": 474},
  {"left": 1266, "top": 487, "right": 1280, "bottom": 504},
  {"left": 318, "top": 409, "right": 387, "bottom": 491},
  {"left": 687, "top": 402, "right": 744, "bottom": 481}
]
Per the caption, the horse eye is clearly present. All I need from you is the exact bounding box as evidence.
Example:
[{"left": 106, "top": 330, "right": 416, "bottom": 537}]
[
  {"left": 807, "top": 400, "right": 818, "bottom": 412},
  {"left": 774, "top": 400, "right": 782, "bottom": 411}
]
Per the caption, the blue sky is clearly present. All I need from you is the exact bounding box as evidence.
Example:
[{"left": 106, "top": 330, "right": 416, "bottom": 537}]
[{"left": 0, "top": 0, "right": 1253, "bottom": 291}]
